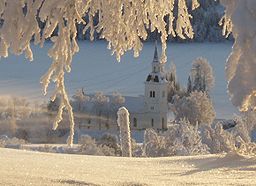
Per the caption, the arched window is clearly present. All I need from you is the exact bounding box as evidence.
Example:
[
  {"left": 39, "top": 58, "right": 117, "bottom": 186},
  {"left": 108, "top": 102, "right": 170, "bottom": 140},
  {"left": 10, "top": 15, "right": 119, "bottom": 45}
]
[
  {"left": 133, "top": 118, "right": 137, "bottom": 127},
  {"left": 150, "top": 91, "right": 152, "bottom": 97}
]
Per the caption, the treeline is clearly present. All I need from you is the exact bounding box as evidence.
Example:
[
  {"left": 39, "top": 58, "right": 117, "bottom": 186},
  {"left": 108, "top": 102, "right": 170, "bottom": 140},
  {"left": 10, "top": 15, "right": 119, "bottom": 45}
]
[
  {"left": 35, "top": 0, "right": 232, "bottom": 42},
  {"left": 75, "top": 0, "right": 233, "bottom": 42}
]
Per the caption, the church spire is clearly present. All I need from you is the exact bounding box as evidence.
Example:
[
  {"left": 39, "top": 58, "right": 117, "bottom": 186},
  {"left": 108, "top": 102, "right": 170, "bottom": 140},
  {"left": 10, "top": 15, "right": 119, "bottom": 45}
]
[{"left": 153, "top": 40, "right": 159, "bottom": 63}]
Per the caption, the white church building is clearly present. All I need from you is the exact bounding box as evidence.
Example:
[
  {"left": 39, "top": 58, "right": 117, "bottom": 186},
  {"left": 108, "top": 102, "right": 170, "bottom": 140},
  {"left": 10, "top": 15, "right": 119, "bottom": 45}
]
[
  {"left": 128, "top": 44, "right": 169, "bottom": 131},
  {"left": 78, "top": 43, "right": 170, "bottom": 134}
]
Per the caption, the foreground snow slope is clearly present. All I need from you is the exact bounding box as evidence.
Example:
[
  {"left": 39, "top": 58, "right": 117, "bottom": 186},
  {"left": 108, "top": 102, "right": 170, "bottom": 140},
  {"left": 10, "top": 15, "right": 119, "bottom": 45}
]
[{"left": 0, "top": 148, "right": 255, "bottom": 186}]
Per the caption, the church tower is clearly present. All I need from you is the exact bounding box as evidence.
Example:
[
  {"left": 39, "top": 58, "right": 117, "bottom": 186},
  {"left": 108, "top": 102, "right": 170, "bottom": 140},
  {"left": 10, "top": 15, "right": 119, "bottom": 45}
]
[{"left": 144, "top": 42, "right": 168, "bottom": 130}]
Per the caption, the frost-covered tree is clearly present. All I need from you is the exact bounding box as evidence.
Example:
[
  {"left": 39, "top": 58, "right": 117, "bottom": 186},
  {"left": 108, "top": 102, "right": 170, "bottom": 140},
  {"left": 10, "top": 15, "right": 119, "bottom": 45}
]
[
  {"left": 92, "top": 92, "right": 109, "bottom": 130},
  {"left": 117, "top": 107, "right": 132, "bottom": 157},
  {"left": 219, "top": 0, "right": 256, "bottom": 112},
  {"left": 0, "top": 96, "right": 31, "bottom": 121},
  {"left": 187, "top": 76, "right": 193, "bottom": 94},
  {"left": 72, "top": 88, "right": 90, "bottom": 112},
  {"left": 172, "top": 91, "right": 216, "bottom": 125},
  {"left": 190, "top": 0, "right": 227, "bottom": 42},
  {"left": 190, "top": 57, "right": 214, "bottom": 93},
  {"left": 166, "top": 62, "right": 183, "bottom": 103},
  {"left": 110, "top": 92, "right": 125, "bottom": 117},
  {"left": 0, "top": 0, "right": 202, "bottom": 145}
]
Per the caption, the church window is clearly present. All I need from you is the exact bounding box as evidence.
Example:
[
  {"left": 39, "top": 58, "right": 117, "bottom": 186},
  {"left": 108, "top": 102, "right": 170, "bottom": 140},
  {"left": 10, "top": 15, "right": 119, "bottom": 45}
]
[
  {"left": 133, "top": 118, "right": 137, "bottom": 127},
  {"left": 146, "top": 75, "right": 152, "bottom": 82},
  {"left": 151, "top": 118, "right": 154, "bottom": 127},
  {"left": 150, "top": 106, "right": 154, "bottom": 110},
  {"left": 162, "top": 118, "right": 165, "bottom": 129},
  {"left": 88, "top": 119, "right": 91, "bottom": 124},
  {"left": 154, "top": 76, "right": 159, "bottom": 82},
  {"left": 150, "top": 91, "right": 156, "bottom": 98}
]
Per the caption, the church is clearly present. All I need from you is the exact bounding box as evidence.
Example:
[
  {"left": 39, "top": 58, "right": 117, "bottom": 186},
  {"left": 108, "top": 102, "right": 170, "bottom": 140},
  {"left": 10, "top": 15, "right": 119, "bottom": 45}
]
[
  {"left": 77, "top": 42, "right": 171, "bottom": 133},
  {"left": 128, "top": 43, "right": 169, "bottom": 131}
]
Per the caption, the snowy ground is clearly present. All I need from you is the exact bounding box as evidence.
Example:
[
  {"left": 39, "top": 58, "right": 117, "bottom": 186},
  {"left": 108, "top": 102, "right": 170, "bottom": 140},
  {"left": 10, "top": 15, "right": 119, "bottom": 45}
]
[
  {"left": 0, "top": 41, "right": 237, "bottom": 118},
  {"left": 0, "top": 148, "right": 255, "bottom": 186}
]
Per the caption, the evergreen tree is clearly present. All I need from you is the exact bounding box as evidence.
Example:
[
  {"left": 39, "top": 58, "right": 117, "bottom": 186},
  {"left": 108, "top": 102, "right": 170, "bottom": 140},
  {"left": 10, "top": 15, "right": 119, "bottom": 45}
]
[
  {"left": 187, "top": 76, "right": 192, "bottom": 94},
  {"left": 192, "top": 64, "right": 204, "bottom": 92},
  {"left": 166, "top": 62, "right": 183, "bottom": 103}
]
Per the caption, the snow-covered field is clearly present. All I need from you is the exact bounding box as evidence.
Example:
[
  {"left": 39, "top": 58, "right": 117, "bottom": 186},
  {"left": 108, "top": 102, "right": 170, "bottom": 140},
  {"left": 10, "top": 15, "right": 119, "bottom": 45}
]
[
  {"left": 0, "top": 148, "right": 255, "bottom": 186},
  {"left": 0, "top": 41, "right": 236, "bottom": 118}
]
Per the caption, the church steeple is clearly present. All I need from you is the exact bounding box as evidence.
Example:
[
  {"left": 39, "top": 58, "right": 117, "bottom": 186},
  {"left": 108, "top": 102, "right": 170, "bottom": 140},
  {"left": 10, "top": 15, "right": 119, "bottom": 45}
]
[
  {"left": 151, "top": 40, "right": 164, "bottom": 73},
  {"left": 146, "top": 41, "right": 166, "bottom": 83},
  {"left": 153, "top": 40, "right": 159, "bottom": 63}
]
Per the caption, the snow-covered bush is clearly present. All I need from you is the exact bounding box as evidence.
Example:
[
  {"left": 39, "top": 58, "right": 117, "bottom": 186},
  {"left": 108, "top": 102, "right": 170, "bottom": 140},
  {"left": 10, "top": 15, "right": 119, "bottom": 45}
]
[
  {"left": 164, "top": 119, "right": 209, "bottom": 156},
  {"left": 234, "top": 136, "right": 256, "bottom": 155},
  {"left": 97, "top": 144, "right": 116, "bottom": 156},
  {"left": 231, "top": 115, "right": 252, "bottom": 144},
  {"left": 172, "top": 91, "right": 215, "bottom": 125},
  {"left": 143, "top": 128, "right": 169, "bottom": 157},
  {"left": 143, "top": 119, "right": 208, "bottom": 157},
  {"left": 79, "top": 135, "right": 104, "bottom": 156},
  {"left": 225, "top": 112, "right": 256, "bottom": 155},
  {"left": 200, "top": 123, "right": 235, "bottom": 154},
  {"left": 79, "top": 135, "right": 117, "bottom": 156},
  {"left": 0, "top": 136, "right": 27, "bottom": 148},
  {"left": 117, "top": 107, "right": 132, "bottom": 157},
  {"left": 131, "top": 138, "right": 143, "bottom": 157},
  {"left": 200, "top": 121, "right": 256, "bottom": 155},
  {"left": 97, "top": 133, "right": 121, "bottom": 156}
]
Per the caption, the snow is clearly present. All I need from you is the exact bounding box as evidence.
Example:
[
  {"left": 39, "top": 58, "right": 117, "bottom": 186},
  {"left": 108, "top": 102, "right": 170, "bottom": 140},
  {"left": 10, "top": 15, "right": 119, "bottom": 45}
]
[
  {"left": 0, "top": 148, "right": 255, "bottom": 185},
  {"left": 0, "top": 42, "right": 236, "bottom": 119}
]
